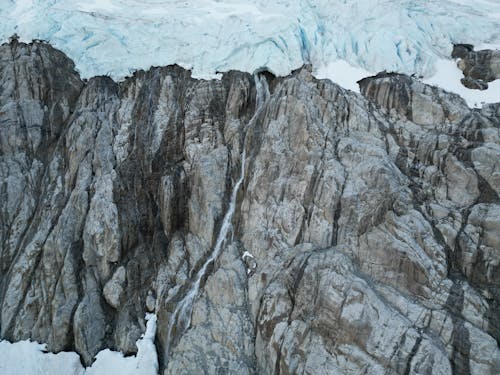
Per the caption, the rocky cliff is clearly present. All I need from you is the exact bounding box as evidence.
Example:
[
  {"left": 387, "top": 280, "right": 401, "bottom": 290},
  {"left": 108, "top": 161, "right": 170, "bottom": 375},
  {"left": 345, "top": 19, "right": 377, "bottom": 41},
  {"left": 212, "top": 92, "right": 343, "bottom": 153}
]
[
  {"left": 0, "top": 40, "right": 499, "bottom": 374},
  {"left": 452, "top": 44, "right": 500, "bottom": 90}
]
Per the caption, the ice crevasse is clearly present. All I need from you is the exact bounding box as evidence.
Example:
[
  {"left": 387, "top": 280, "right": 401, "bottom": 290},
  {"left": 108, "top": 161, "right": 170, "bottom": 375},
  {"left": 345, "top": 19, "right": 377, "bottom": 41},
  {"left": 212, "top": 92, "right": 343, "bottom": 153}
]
[{"left": 2, "top": 0, "right": 499, "bottom": 84}]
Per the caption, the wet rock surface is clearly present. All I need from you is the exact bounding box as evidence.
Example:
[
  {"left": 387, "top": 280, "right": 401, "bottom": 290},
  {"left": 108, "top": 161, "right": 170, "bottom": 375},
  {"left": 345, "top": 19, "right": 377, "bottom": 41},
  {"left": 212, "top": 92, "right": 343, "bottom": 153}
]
[{"left": 0, "top": 40, "right": 499, "bottom": 374}]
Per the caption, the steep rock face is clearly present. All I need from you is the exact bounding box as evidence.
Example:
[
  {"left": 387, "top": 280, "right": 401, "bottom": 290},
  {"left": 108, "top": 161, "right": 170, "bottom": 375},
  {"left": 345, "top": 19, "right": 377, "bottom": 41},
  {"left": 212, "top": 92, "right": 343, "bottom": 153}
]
[{"left": 0, "top": 41, "right": 499, "bottom": 374}]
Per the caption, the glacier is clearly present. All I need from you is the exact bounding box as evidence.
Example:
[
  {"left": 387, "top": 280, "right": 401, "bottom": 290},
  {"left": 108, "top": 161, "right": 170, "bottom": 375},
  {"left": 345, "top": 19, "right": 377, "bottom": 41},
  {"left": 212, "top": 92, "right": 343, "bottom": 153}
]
[{"left": 1, "top": 0, "right": 499, "bottom": 83}]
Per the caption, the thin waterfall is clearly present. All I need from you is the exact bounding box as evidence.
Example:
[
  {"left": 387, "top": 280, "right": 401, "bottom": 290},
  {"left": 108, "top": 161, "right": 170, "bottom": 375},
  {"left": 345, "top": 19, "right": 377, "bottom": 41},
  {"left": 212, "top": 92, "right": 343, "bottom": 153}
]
[
  {"left": 164, "top": 73, "right": 269, "bottom": 361},
  {"left": 255, "top": 72, "right": 270, "bottom": 112}
]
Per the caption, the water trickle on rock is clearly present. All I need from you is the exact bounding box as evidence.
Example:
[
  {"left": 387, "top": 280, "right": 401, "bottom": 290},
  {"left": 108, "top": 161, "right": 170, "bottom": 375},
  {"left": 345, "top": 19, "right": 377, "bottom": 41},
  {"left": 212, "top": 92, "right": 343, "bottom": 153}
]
[{"left": 164, "top": 74, "right": 269, "bottom": 361}]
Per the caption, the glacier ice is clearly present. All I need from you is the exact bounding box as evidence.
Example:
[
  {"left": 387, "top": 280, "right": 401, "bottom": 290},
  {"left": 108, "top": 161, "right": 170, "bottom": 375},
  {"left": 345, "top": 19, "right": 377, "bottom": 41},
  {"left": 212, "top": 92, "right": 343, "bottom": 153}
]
[{"left": 1, "top": 0, "right": 499, "bottom": 83}]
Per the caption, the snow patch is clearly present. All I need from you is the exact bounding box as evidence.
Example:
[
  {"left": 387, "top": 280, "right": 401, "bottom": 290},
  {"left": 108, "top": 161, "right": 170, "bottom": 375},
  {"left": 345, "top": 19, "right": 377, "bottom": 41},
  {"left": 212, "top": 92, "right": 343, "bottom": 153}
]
[
  {"left": 0, "top": 340, "right": 84, "bottom": 375},
  {"left": 0, "top": 314, "right": 159, "bottom": 375},
  {"left": 314, "top": 58, "right": 500, "bottom": 108},
  {"left": 313, "top": 60, "right": 374, "bottom": 93},
  {"left": 242, "top": 251, "right": 255, "bottom": 260},
  {"left": 86, "top": 313, "right": 158, "bottom": 375},
  {"left": 424, "top": 59, "right": 500, "bottom": 108}
]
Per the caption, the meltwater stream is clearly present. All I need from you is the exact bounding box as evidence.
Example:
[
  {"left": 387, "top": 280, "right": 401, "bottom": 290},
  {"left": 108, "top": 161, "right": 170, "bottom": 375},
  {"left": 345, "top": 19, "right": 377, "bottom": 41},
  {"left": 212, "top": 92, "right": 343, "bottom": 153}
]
[{"left": 164, "top": 74, "right": 269, "bottom": 361}]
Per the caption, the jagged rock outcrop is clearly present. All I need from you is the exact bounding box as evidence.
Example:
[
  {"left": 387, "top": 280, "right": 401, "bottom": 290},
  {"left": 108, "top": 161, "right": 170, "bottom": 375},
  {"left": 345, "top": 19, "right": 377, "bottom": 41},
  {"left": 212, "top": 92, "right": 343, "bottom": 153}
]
[
  {"left": 0, "top": 40, "right": 499, "bottom": 374},
  {"left": 452, "top": 44, "right": 500, "bottom": 90}
]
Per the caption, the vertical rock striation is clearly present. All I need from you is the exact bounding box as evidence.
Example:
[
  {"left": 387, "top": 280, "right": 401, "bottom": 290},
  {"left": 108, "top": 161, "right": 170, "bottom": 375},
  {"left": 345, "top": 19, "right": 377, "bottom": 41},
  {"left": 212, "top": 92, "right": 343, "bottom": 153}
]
[{"left": 0, "top": 40, "right": 499, "bottom": 374}]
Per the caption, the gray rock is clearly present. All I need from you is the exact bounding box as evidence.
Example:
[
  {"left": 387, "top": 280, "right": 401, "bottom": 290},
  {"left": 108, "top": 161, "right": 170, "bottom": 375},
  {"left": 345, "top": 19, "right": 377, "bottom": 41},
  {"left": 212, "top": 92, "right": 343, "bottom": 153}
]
[
  {"left": 453, "top": 44, "right": 500, "bottom": 89},
  {"left": 461, "top": 77, "right": 489, "bottom": 90},
  {"left": 1, "top": 40, "right": 499, "bottom": 374},
  {"left": 103, "top": 266, "right": 126, "bottom": 309}
]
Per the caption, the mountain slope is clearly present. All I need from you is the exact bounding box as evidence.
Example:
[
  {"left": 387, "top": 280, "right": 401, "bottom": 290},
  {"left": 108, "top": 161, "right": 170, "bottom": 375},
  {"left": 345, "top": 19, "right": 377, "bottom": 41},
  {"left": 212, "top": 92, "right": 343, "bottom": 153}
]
[{"left": 0, "top": 39, "right": 499, "bottom": 374}]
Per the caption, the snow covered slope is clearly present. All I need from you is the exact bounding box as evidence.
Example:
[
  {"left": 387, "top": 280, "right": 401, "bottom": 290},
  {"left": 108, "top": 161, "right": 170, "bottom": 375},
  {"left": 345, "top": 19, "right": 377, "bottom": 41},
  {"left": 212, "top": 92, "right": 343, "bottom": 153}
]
[{"left": 2, "top": 0, "right": 499, "bottom": 82}]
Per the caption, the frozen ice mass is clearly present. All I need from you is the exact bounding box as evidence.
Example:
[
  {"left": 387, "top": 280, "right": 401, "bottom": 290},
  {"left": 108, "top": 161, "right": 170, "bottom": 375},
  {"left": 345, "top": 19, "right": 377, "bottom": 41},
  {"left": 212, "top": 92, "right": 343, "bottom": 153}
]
[{"left": 2, "top": 0, "right": 499, "bottom": 81}]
